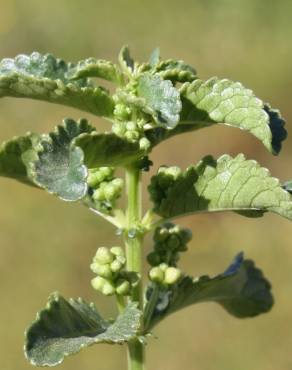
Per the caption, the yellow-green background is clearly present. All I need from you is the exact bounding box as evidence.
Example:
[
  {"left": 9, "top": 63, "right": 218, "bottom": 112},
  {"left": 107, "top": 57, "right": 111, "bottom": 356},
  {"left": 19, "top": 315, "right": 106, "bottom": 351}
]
[{"left": 0, "top": 1, "right": 292, "bottom": 369}]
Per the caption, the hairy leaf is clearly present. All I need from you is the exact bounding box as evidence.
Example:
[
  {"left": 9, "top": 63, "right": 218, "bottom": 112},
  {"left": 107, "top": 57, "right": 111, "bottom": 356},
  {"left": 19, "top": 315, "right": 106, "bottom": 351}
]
[
  {"left": 149, "top": 154, "right": 292, "bottom": 220},
  {"left": 66, "top": 58, "right": 122, "bottom": 84},
  {"left": 155, "top": 59, "right": 197, "bottom": 83},
  {"left": 0, "top": 133, "right": 39, "bottom": 186},
  {"left": 119, "top": 45, "right": 134, "bottom": 73},
  {"left": 75, "top": 132, "right": 146, "bottom": 167},
  {"left": 25, "top": 293, "right": 141, "bottom": 367},
  {"left": 32, "top": 119, "right": 95, "bottom": 201},
  {"left": 137, "top": 73, "right": 182, "bottom": 128},
  {"left": 145, "top": 253, "right": 273, "bottom": 331},
  {"left": 0, "top": 52, "right": 115, "bottom": 117},
  {"left": 179, "top": 78, "right": 285, "bottom": 154}
]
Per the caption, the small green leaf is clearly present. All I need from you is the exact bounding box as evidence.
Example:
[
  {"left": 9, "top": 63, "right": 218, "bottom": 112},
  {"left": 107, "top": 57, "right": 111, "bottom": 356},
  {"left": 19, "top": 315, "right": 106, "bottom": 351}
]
[
  {"left": 25, "top": 293, "right": 142, "bottom": 367},
  {"left": 32, "top": 119, "right": 95, "bottom": 201},
  {"left": 66, "top": 58, "right": 123, "bottom": 84},
  {"left": 179, "top": 78, "right": 284, "bottom": 154},
  {"left": 0, "top": 52, "right": 115, "bottom": 117},
  {"left": 119, "top": 45, "right": 134, "bottom": 73},
  {"left": 0, "top": 133, "right": 39, "bottom": 186},
  {"left": 149, "top": 48, "right": 160, "bottom": 67},
  {"left": 145, "top": 253, "right": 273, "bottom": 331},
  {"left": 137, "top": 73, "right": 182, "bottom": 128},
  {"left": 155, "top": 59, "right": 197, "bottom": 83},
  {"left": 149, "top": 153, "right": 292, "bottom": 220},
  {"left": 75, "top": 132, "right": 146, "bottom": 167}
]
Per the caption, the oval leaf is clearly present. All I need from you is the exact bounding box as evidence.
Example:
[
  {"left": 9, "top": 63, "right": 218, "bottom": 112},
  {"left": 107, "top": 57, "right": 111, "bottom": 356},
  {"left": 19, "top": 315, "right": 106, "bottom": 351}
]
[
  {"left": 145, "top": 253, "right": 273, "bottom": 331},
  {"left": 0, "top": 52, "right": 115, "bottom": 117},
  {"left": 179, "top": 78, "right": 287, "bottom": 154},
  {"left": 25, "top": 293, "right": 142, "bottom": 367},
  {"left": 149, "top": 153, "right": 292, "bottom": 220}
]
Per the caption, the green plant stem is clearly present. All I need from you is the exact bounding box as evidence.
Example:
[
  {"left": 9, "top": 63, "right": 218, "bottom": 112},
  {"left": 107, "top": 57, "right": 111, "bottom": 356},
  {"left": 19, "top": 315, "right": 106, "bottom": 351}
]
[
  {"left": 124, "top": 165, "right": 145, "bottom": 370},
  {"left": 143, "top": 283, "right": 160, "bottom": 332}
]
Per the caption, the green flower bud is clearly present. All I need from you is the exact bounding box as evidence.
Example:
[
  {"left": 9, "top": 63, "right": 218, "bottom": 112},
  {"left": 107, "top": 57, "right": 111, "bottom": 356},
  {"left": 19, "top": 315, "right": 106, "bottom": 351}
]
[
  {"left": 94, "top": 247, "right": 114, "bottom": 265},
  {"left": 147, "top": 251, "right": 161, "bottom": 266},
  {"left": 91, "top": 276, "right": 116, "bottom": 295},
  {"left": 139, "top": 137, "right": 151, "bottom": 151},
  {"left": 116, "top": 279, "right": 131, "bottom": 295},
  {"left": 164, "top": 267, "right": 181, "bottom": 285},
  {"left": 111, "top": 178, "right": 124, "bottom": 191},
  {"left": 125, "top": 130, "right": 140, "bottom": 142},
  {"left": 103, "top": 183, "right": 117, "bottom": 200},
  {"left": 87, "top": 172, "right": 100, "bottom": 188},
  {"left": 114, "top": 104, "right": 131, "bottom": 120},
  {"left": 179, "top": 229, "right": 192, "bottom": 244},
  {"left": 149, "top": 266, "right": 164, "bottom": 283},
  {"left": 101, "top": 281, "right": 116, "bottom": 296},
  {"left": 167, "top": 234, "right": 181, "bottom": 250},
  {"left": 110, "top": 259, "right": 124, "bottom": 273},
  {"left": 99, "top": 167, "right": 114, "bottom": 180},
  {"left": 110, "top": 246, "right": 124, "bottom": 257},
  {"left": 159, "top": 263, "right": 168, "bottom": 272},
  {"left": 126, "top": 121, "right": 137, "bottom": 131},
  {"left": 92, "top": 188, "right": 105, "bottom": 201},
  {"left": 154, "top": 227, "right": 169, "bottom": 242},
  {"left": 116, "top": 255, "right": 126, "bottom": 265},
  {"left": 112, "top": 122, "right": 126, "bottom": 136},
  {"left": 94, "top": 264, "right": 113, "bottom": 279}
]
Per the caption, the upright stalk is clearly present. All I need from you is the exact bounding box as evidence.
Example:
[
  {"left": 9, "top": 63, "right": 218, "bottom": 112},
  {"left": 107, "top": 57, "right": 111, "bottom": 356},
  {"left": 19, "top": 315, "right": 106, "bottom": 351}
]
[{"left": 124, "top": 165, "right": 145, "bottom": 370}]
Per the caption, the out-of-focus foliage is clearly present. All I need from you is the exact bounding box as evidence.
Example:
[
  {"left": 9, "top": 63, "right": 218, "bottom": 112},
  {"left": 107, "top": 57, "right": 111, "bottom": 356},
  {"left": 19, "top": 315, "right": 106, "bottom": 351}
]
[{"left": 0, "top": 1, "right": 292, "bottom": 370}]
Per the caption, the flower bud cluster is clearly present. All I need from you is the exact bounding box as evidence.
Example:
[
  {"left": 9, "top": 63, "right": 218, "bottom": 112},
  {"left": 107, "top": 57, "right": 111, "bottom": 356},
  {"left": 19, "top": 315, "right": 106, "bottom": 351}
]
[
  {"left": 148, "top": 166, "right": 182, "bottom": 205},
  {"left": 91, "top": 247, "right": 137, "bottom": 296},
  {"left": 87, "top": 167, "right": 123, "bottom": 213},
  {"left": 147, "top": 223, "right": 192, "bottom": 286},
  {"left": 112, "top": 119, "right": 151, "bottom": 151},
  {"left": 147, "top": 223, "right": 192, "bottom": 267}
]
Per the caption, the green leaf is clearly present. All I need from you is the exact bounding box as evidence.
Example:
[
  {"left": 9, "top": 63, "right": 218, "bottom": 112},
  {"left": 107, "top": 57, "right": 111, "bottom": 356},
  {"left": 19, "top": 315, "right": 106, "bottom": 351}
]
[
  {"left": 0, "top": 52, "right": 115, "bottom": 117},
  {"left": 179, "top": 78, "right": 284, "bottom": 154},
  {"left": 155, "top": 59, "right": 197, "bottom": 83},
  {"left": 25, "top": 293, "right": 142, "bottom": 367},
  {"left": 32, "top": 119, "right": 95, "bottom": 201},
  {"left": 137, "top": 73, "right": 182, "bottom": 128},
  {"left": 66, "top": 58, "right": 123, "bottom": 84},
  {"left": 145, "top": 253, "right": 273, "bottom": 331},
  {"left": 149, "top": 153, "right": 292, "bottom": 220},
  {"left": 75, "top": 132, "right": 147, "bottom": 167},
  {"left": 0, "top": 133, "right": 39, "bottom": 186},
  {"left": 149, "top": 48, "right": 160, "bottom": 67},
  {"left": 118, "top": 45, "right": 134, "bottom": 73}
]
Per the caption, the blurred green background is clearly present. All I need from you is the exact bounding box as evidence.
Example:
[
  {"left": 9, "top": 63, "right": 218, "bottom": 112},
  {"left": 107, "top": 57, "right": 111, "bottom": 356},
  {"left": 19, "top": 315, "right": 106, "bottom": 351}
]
[{"left": 0, "top": 0, "right": 292, "bottom": 369}]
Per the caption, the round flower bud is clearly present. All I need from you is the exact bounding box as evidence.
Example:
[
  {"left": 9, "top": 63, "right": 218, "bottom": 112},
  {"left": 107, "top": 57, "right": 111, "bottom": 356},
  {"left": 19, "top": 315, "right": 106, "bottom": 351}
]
[
  {"left": 139, "top": 137, "right": 151, "bottom": 151},
  {"left": 111, "top": 178, "right": 124, "bottom": 191},
  {"left": 101, "top": 281, "right": 116, "bottom": 296},
  {"left": 94, "top": 264, "right": 113, "bottom": 279},
  {"left": 164, "top": 267, "right": 181, "bottom": 285},
  {"left": 167, "top": 234, "right": 181, "bottom": 250},
  {"left": 147, "top": 251, "right": 161, "bottom": 266},
  {"left": 87, "top": 172, "right": 100, "bottom": 188},
  {"left": 149, "top": 267, "right": 164, "bottom": 283},
  {"left": 179, "top": 228, "right": 192, "bottom": 244},
  {"left": 103, "top": 183, "right": 117, "bottom": 200},
  {"left": 159, "top": 263, "right": 168, "bottom": 272},
  {"left": 99, "top": 167, "right": 114, "bottom": 180},
  {"left": 110, "top": 246, "right": 124, "bottom": 257},
  {"left": 110, "top": 259, "right": 124, "bottom": 273},
  {"left": 116, "top": 279, "right": 131, "bottom": 296},
  {"left": 112, "top": 122, "right": 126, "bottom": 136},
  {"left": 92, "top": 188, "right": 105, "bottom": 202},
  {"left": 91, "top": 276, "right": 105, "bottom": 291},
  {"left": 114, "top": 104, "right": 131, "bottom": 120},
  {"left": 154, "top": 227, "right": 169, "bottom": 242},
  {"left": 94, "top": 247, "right": 114, "bottom": 265},
  {"left": 126, "top": 121, "right": 137, "bottom": 131},
  {"left": 125, "top": 130, "right": 140, "bottom": 142}
]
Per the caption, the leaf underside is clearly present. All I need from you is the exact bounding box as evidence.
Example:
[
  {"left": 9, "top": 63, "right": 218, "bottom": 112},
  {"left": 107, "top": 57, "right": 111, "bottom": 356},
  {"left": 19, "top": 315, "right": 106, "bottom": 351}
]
[
  {"left": 75, "top": 132, "right": 146, "bottom": 167},
  {"left": 32, "top": 118, "right": 95, "bottom": 201},
  {"left": 0, "top": 52, "right": 115, "bottom": 117},
  {"left": 25, "top": 293, "right": 141, "bottom": 367},
  {"left": 145, "top": 253, "right": 273, "bottom": 331},
  {"left": 137, "top": 73, "right": 182, "bottom": 128},
  {"left": 149, "top": 153, "right": 292, "bottom": 221}
]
